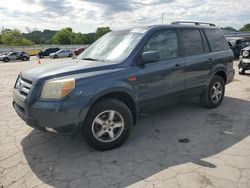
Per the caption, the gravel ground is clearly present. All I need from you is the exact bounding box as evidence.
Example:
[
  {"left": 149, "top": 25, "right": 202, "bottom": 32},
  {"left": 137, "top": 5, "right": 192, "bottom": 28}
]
[{"left": 0, "top": 58, "right": 250, "bottom": 188}]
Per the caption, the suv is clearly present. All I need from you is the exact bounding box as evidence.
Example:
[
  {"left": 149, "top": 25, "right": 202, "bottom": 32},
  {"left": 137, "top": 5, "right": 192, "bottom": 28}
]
[
  {"left": 38, "top": 48, "right": 60, "bottom": 58},
  {"left": 13, "top": 22, "right": 234, "bottom": 150},
  {"left": 239, "top": 46, "right": 250, "bottom": 74},
  {"left": 0, "top": 51, "right": 30, "bottom": 62}
]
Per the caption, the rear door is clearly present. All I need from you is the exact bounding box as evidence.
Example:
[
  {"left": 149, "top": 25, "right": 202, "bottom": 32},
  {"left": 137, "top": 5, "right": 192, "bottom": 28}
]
[
  {"left": 179, "top": 28, "right": 212, "bottom": 94},
  {"left": 135, "top": 29, "right": 185, "bottom": 108}
]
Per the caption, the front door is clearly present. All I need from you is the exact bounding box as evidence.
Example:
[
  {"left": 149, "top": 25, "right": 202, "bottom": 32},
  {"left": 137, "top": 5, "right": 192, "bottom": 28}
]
[{"left": 134, "top": 29, "right": 185, "bottom": 109}]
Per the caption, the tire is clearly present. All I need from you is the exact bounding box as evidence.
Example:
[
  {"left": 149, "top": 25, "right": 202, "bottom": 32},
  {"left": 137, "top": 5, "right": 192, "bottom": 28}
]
[
  {"left": 200, "top": 75, "right": 225, "bottom": 108},
  {"left": 54, "top": 55, "right": 58, "bottom": 59},
  {"left": 239, "top": 68, "right": 245, "bottom": 75},
  {"left": 22, "top": 56, "right": 28, "bottom": 61},
  {"left": 82, "top": 98, "right": 133, "bottom": 151},
  {"left": 39, "top": 55, "right": 44, "bottom": 58},
  {"left": 3, "top": 58, "right": 9, "bottom": 62},
  {"left": 69, "top": 54, "right": 73, "bottom": 57}
]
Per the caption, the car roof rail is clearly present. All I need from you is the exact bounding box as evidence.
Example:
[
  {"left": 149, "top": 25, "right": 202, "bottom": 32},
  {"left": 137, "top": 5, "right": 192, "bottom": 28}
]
[{"left": 171, "top": 21, "right": 216, "bottom": 27}]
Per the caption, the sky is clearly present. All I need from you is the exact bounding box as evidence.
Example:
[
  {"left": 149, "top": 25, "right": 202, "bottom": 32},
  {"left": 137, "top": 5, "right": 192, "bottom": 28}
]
[{"left": 0, "top": 0, "right": 250, "bottom": 33}]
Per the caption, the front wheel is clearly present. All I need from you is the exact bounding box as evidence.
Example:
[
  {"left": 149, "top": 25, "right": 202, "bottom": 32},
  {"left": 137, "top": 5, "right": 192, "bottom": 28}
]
[
  {"left": 200, "top": 75, "right": 225, "bottom": 108},
  {"left": 82, "top": 98, "right": 133, "bottom": 151},
  {"left": 239, "top": 68, "right": 245, "bottom": 75}
]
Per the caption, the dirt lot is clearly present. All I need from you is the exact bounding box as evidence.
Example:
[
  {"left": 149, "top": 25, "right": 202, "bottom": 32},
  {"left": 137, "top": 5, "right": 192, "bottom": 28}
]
[{"left": 0, "top": 58, "right": 250, "bottom": 188}]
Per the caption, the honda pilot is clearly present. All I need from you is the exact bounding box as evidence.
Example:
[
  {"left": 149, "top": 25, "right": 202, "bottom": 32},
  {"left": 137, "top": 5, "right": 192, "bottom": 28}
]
[{"left": 13, "top": 21, "right": 235, "bottom": 150}]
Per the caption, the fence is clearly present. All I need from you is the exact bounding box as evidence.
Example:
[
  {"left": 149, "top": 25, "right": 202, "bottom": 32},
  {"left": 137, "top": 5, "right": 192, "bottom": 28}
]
[{"left": 0, "top": 44, "right": 90, "bottom": 53}]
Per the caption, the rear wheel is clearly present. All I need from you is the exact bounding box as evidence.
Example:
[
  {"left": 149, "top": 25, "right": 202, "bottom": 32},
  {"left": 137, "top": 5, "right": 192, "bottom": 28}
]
[
  {"left": 39, "top": 55, "right": 44, "bottom": 58},
  {"left": 3, "top": 58, "right": 9, "bottom": 62},
  {"left": 200, "top": 75, "right": 225, "bottom": 108},
  {"left": 69, "top": 54, "right": 73, "bottom": 57},
  {"left": 54, "top": 55, "right": 58, "bottom": 59},
  {"left": 82, "top": 98, "right": 133, "bottom": 151},
  {"left": 22, "top": 56, "right": 28, "bottom": 61}
]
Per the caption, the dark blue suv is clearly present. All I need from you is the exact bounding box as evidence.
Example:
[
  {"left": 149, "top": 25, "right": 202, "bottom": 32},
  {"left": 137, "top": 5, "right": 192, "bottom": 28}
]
[{"left": 13, "top": 22, "right": 235, "bottom": 150}]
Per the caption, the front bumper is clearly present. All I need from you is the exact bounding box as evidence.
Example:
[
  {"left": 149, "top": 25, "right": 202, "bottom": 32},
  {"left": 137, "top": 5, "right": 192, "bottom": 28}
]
[
  {"left": 13, "top": 89, "right": 87, "bottom": 134},
  {"left": 239, "top": 58, "right": 250, "bottom": 70}
]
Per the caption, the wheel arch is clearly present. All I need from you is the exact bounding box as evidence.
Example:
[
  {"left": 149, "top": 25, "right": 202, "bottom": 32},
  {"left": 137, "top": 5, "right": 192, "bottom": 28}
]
[{"left": 89, "top": 91, "right": 138, "bottom": 125}]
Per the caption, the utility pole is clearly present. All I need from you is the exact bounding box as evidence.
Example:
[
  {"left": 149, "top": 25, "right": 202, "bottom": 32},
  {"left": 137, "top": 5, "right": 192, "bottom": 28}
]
[{"left": 162, "top": 13, "right": 166, "bottom": 24}]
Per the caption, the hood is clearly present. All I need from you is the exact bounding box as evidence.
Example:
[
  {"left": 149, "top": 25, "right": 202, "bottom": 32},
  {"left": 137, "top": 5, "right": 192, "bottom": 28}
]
[
  {"left": 21, "top": 59, "right": 124, "bottom": 84},
  {"left": 242, "top": 46, "right": 250, "bottom": 51}
]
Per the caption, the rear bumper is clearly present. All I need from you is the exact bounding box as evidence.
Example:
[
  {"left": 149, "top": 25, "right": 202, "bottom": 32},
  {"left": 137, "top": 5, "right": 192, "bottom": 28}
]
[{"left": 227, "top": 69, "right": 235, "bottom": 84}]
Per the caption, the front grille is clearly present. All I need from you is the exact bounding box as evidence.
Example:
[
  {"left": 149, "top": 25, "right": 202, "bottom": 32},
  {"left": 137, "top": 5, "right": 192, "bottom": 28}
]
[{"left": 15, "top": 77, "right": 33, "bottom": 98}]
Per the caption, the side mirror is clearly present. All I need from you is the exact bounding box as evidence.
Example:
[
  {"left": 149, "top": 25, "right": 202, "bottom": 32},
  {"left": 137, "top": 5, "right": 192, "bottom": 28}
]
[{"left": 141, "top": 51, "right": 160, "bottom": 64}]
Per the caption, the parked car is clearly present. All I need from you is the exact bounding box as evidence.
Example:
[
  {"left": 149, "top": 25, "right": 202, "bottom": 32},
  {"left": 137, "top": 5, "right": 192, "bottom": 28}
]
[
  {"left": 238, "top": 46, "right": 250, "bottom": 74},
  {"left": 38, "top": 48, "right": 60, "bottom": 58},
  {"left": 0, "top": 52, "right": 30, "bottom": 62},
  {"left": 231, "top": 39, "right": 250, "bottom": 58},
  {"left": 74, "top": 48, "right": 85, "bottom": 56},
  {"left": 49, "top": 49, "right": 74, "bottom": 58},
  {"left": 13, "top": 21, "right": 234, "bottom": 150}
]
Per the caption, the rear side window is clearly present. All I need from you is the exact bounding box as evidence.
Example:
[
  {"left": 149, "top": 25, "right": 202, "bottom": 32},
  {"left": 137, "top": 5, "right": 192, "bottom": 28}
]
[
  {"left": 143, "top": 29, "right": 178, "bottom": 61},
  {"left": 180, "top": 29, "right": 204, "bottom": 56},
  {"left": 204, "top": 29, "right": 229, "bottom": 52}
]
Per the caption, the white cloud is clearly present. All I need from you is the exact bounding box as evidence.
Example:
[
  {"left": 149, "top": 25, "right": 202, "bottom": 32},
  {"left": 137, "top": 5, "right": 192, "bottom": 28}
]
[{"left": 0, "top": 0, "right": 249, "bottom": 33}]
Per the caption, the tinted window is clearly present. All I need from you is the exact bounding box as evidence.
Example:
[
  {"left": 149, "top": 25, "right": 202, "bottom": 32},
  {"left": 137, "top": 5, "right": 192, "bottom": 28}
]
[
  {"left": 204, "top": 29, "right": 229, "bottom": 52},
  {"left": 180, "top": 29, "right": 204, "bottom": 56},
  {"left": 143, "top": 29, "right": 178, "bottom": 61}
]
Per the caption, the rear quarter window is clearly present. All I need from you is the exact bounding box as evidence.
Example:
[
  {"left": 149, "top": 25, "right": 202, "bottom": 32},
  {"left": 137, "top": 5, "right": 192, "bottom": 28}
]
[
  {"left": 204, "top": 29, "right": 229, "bottom": 52},
  {"left": 180, "top": 29, "right": 204, "bottom": 56}
]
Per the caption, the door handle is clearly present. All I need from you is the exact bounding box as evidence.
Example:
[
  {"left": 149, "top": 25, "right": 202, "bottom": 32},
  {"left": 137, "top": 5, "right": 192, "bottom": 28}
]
[
  {"left": 173, "top": 64, "right": 180, "bottom": 69},
  {"left": 207, "top": 58, "right": 213, "bottom": 64}
]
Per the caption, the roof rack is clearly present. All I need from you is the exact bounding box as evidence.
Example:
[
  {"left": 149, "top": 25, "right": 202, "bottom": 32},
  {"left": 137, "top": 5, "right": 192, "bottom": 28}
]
[{"left": 171, "top": 21, "right": 216, "bottom": 27}]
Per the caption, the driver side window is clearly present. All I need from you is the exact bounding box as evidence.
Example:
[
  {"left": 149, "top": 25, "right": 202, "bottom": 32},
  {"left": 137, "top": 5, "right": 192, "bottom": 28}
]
[{"left": 143, "top": 29, "right": 178, "bottom": 61}]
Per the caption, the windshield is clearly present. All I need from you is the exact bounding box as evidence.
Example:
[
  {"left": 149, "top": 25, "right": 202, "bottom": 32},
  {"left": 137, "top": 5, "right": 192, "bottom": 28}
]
[{"left": 77, "top": 29, "right": 145, "bottom": 62}]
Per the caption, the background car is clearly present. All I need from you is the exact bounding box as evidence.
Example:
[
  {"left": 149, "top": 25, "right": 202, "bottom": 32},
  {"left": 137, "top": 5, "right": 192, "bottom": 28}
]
[
  {"left": 231, "top": 39, "right": 250, "bottom": 58},
  {"left": 0, "top": 52, "right": 30, "bottom": 62},
  {"left": 74, "top": 47, "right": 85, "bottom": 56},
  {"left": 49, "top": 49, "right": 74, "bottom": 58},
  {"left": 38, "top": 48, "right": 60, "bottom": 58},
  {"left": 239, "top": 46, "right": 250, "bottom": 75}
]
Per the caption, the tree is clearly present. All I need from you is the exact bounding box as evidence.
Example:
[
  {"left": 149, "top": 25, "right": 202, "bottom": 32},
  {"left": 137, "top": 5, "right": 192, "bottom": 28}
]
[
  {"left": 52, "top": 28, "right": 91, "bottom": 45},
  {"left": 240, "top": 24, "right": 250, "bottom": 32},
  {"left": 1, "top": 29, "right": 33, "bottom": 46},
  {"left": 95, "top": 27, "right": 111, "bottom": 39},
  {"left": 52, "top": 28, "right": 73, "bottom": 44},
  {"left": 221, "top": 26, "right": 238, "bottom": 32}
]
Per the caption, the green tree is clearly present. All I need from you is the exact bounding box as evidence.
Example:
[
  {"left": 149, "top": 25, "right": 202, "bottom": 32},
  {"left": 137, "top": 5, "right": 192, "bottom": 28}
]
[
  {"left": 52, "top": 28, "right": 73, "bottom": 44},
  {"left": 1, "top": 29, "right": 33, "bottom": 46},
  {"left": 95, "top": 27, "right": 111, "bottom": 39},
  {"left": 240, "top": 24, "right": 250, "bottom": 32},
  {"left": 221, "top": 27, "right": 238, "bottom": 32}
]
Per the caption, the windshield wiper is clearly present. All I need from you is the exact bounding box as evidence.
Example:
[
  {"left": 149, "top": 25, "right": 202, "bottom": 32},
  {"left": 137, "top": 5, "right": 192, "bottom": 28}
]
[{"left": 81, "top": 57, "right": 104, "bottom": 62}]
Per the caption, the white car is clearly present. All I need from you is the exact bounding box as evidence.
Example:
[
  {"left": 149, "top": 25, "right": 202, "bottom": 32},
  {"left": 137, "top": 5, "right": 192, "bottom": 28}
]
[{"left": 49, "top": 49, "right": 74, "bottom": 58}]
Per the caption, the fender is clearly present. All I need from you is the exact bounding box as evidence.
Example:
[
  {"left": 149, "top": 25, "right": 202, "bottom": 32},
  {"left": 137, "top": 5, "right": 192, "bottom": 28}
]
[
  {"left": 206, "top": 63, "right": 227, "bottom": 86},
  {"left": 77, "top": 80, "right": 139, "bottom": 124}
]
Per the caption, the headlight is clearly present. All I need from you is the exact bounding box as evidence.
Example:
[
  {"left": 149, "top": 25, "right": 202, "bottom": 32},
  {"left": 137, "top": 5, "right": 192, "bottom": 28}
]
[
  {"left": 40, "top": 78, "right": 75, "bottom": 99},
  {"left": 242, "top": 50, "right": 249, "bottom": 57}
]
